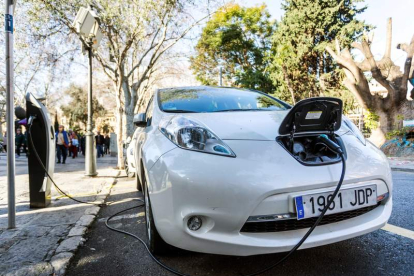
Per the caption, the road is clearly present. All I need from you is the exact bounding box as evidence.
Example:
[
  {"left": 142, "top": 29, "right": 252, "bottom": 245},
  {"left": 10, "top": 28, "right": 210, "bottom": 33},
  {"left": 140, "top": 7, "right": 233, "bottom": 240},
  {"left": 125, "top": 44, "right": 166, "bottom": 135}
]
[{"left": 67, "top": 171, "right": 414, "bottom": 276}]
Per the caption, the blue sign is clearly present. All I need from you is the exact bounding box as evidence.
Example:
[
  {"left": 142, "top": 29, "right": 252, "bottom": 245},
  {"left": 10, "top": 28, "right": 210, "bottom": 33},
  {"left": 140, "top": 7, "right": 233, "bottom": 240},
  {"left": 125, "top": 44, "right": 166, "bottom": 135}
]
[
  {"left": 5, "top": 14, "right": 13, "bottom": 33},
  {"left": 295, "top": 196, "right": 305, "bottom": 219}
]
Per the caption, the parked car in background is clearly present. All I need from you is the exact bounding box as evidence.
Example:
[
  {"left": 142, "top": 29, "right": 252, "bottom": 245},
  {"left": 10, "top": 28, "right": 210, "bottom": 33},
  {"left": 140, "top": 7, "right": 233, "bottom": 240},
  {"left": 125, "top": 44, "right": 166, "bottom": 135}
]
[
  {"left": 123, "top": 136, "right": 134, "bottom": 177},
  {"left": 124, "top": 127, "right": 145, "bottom": 178}
]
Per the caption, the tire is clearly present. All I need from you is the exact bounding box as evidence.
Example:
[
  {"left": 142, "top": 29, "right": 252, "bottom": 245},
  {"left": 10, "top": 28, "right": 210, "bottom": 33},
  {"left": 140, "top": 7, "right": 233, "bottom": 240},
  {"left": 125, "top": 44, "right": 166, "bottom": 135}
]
[
  {"left": 144, "top": 177, "right": 169, "bottom": 254},
  {"left": 136, "top": 174, "right": 142, "bottom": 191}
]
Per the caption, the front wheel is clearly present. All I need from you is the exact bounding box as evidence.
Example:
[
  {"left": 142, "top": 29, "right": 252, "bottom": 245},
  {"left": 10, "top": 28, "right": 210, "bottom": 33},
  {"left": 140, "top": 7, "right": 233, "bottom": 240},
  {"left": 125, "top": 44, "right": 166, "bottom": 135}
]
[
  {"left": 144, "top": 178, "right": 169, "bottom": 254},
  {"left": 124, "top": 158, "right": 135, "bottom": 178}
]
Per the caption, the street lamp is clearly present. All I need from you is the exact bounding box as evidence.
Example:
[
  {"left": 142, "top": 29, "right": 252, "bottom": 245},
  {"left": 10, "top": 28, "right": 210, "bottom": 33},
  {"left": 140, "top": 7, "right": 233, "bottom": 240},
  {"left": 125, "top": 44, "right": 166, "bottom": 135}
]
[
  {"left": 73, "top": 7, "right": 102, "bottom": 176},
  {"left": 4, "top": 0, "right": 17, "bottom": 229}
]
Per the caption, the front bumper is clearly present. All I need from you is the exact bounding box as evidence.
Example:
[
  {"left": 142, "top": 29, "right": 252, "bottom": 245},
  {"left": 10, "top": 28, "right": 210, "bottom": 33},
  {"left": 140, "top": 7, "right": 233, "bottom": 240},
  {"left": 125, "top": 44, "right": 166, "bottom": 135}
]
[{"left": 146, "top": 136, "right": 393, "bottom": 256}]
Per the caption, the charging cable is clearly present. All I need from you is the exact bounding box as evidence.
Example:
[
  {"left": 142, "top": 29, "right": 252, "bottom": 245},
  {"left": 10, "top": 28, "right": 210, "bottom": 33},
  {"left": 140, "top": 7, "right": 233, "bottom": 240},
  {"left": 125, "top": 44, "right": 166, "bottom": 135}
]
[
  {"left": 105, "top": 136, "right": 346, "bottom": 276},
  {"left": 27, "top": 120, "right": 106, "bottom": 207}
]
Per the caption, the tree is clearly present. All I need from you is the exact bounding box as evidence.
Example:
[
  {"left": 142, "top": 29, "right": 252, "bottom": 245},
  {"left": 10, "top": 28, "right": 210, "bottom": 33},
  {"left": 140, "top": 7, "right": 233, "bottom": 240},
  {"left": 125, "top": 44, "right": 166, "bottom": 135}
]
[
  {"left": 54, "top": 113, "right": 60, "bottom": 132},
  {"left": 0, "top": 2, "right": 77, "bottom": 106},
  {"left": 326, "top": 18, "right": 414, "bottom": 145},
  {"left": 30, "top": 0, "right": 215, "bottom": 168},
  {"left": 271, "top": 0, "right": 369, "bottom": 103},
  {"left": 190, "top": 4, "right": 276, "bottom": 93},
  {"left": 61, "top": 85, "right": 106, "bottom": 130}
]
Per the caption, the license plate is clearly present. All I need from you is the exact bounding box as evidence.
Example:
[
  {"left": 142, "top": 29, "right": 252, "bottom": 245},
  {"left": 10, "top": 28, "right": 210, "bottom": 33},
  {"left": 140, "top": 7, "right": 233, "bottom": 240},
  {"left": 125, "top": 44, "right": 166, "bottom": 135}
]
[{"left": 295, "top": 185, "right": 377, "bottom": 220}]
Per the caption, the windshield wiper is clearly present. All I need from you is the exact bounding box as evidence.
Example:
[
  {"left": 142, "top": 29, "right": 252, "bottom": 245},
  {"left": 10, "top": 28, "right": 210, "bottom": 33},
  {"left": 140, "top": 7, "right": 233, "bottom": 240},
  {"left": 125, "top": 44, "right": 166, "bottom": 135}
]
[
  {"left": 163, "top": 109, "right": 197, "bottom": 113},
  {"left": 212, "top": 109, "right": 264, "bottom": 112}
]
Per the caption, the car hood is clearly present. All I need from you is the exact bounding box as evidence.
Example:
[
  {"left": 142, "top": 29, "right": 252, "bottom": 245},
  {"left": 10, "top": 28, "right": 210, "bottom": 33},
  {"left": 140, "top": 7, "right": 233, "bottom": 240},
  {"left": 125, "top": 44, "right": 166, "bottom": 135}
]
[
  {"left": 183, "top": 111, "right": 289, "bottom": 141},
  {"left": 162, "top": 110, "right": 351, "bottom": 141}
]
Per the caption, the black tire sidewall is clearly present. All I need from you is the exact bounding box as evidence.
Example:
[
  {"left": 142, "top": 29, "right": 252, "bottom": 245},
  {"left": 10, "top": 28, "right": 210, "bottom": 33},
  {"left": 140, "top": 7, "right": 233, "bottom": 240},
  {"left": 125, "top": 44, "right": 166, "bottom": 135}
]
[{"left": 144, "top": 178, "right": 169, "bottom": 254}]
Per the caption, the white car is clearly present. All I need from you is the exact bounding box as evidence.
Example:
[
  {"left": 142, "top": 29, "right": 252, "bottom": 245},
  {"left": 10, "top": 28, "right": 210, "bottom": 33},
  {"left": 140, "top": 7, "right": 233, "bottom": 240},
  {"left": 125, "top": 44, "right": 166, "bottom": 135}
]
[
  {"left": 124, "top": 129, "right": 143, "bottom": 178},
  {"left": 133, "top": 86, "right": 392, "bottom": 256},
  {"left": 123, "top": 136, "right": 135, "bottom": 177}
]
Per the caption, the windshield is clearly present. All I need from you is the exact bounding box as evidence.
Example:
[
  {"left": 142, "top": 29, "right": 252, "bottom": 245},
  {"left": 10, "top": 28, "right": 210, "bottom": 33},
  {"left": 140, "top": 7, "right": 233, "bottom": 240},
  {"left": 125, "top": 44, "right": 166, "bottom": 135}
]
[{"left": 158, "top": 87, "right": 289, "bottom": 113}]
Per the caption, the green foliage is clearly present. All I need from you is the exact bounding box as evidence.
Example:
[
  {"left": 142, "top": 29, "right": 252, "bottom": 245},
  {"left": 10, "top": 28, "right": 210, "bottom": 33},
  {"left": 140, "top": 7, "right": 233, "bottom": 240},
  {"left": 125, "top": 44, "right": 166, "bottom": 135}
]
[
  {"left": 386, "top": 127, "right": 414, "bottom": 139},
  {"left": 190, "top": 4, "right": 276, "bottom": 93},
  {"left": 100, "top": 123, "right": 114, "bottom": 134},
  {"left": 363, "top": 110, "right": 379, "bottom": 131},
  {"left": 61, "top": 85, "right": 106, "bottom": 130},
  {"left": 323, "top": 87, "right": 357, "bottom": 115},
  {"left": 271, "top": 0, "right": 370, "bottom": 103}
]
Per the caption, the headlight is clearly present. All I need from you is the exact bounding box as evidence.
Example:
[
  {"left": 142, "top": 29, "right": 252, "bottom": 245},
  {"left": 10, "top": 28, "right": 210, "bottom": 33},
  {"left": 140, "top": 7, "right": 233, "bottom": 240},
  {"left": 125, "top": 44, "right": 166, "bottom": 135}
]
[
  {"left": 159, "top": 116, "right": 236, "bottom": 157},
  {"left": 343, "top": 116, "right": 366, "bottom": 145}
]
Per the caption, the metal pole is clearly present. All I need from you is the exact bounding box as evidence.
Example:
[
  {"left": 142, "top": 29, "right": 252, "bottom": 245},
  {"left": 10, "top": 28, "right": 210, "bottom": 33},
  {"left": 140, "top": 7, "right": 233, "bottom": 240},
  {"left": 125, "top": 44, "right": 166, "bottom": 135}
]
[
  {"left": 219, "top": 67, "right": 223, "bottom": 86},
  {"left": 85, "top": 43, "right": 97, "bottom": 176},
  {"left": 5, "top": 0, "right": 16, "bottom": 229}
]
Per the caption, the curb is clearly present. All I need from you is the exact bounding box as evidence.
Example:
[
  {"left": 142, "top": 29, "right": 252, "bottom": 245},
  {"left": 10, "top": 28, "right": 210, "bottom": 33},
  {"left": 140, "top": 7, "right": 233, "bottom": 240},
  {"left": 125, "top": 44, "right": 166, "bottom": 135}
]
[
  {"left": 391, "top": 167, "right": 414, "bottom": 173},
  {"left": 47, "top": 170, "right": 120, "bottom": 276}
]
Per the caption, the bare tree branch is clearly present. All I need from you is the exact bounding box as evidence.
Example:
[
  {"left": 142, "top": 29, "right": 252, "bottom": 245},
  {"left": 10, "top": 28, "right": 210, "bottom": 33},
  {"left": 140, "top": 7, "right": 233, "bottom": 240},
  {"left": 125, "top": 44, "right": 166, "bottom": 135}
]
[{"left": 384, "top": 18, "right": 392, "bottom": 58}]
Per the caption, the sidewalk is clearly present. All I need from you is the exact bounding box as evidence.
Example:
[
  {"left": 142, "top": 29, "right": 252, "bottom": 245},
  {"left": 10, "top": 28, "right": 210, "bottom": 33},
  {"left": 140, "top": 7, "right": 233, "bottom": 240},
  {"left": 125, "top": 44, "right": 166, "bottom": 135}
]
[
  {"left": 388, "top": 157, "right": 414, "bottom": 173},
  {"left": 0, "top": 154, "right": 119, "bottom": 276}
]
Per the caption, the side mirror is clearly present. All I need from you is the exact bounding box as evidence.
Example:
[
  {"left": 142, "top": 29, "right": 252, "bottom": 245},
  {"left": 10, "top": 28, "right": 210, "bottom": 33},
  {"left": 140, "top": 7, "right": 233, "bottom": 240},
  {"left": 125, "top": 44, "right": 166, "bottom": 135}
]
[{"left": 133, "top": 113, "right": 147, "bottom": 127}]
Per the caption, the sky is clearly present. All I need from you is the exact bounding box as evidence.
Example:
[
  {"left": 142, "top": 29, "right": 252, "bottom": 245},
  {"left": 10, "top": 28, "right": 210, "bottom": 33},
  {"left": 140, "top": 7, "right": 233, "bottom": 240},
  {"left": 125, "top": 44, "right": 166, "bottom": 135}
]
[
  {"left": 236, "top": 0, "right": 414, "bottom": 69},
  {"left": 3, "top": 0, "right": 413, "bottom": 104}
]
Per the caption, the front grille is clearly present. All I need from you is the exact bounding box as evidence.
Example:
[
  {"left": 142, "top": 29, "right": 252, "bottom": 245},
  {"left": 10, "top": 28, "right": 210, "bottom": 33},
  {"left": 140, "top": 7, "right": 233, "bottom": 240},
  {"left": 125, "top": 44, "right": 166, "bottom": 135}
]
[{"left": 240, "top": 203, "right": 380, "bottom": 233}]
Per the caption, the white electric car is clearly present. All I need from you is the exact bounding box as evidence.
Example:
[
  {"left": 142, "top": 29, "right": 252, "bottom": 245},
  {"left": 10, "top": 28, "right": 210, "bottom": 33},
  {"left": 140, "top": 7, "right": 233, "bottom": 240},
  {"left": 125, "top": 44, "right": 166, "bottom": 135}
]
[{"left": 133, "top": 86, "right": 392, "bottom": 256}]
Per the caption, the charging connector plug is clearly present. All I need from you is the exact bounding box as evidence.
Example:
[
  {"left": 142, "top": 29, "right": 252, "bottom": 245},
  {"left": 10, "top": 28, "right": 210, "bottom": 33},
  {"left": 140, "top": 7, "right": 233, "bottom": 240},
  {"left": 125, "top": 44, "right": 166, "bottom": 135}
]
[{"left": 319, "top": 134, "right": 343, "bottom": 154}]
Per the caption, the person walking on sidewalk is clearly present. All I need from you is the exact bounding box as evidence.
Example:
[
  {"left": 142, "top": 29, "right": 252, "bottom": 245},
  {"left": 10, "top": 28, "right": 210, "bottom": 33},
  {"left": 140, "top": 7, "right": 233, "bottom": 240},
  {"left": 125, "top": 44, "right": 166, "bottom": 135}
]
[
  {"left": 23, "top": 130, "right": 28, "bottom": 157},
  {"left": 55, "top": 125, "right": 69, "bottom": 164},
  {"left": 71, "top": 133, "right": 79, "bottom": 158},
  {"left": 104, "top": 134, "right": 110, "bottom": 155},
  {"left": 95, "top": 131, "right": 105, "bottom": 158},
  {"left": 80, "top": 135, "right": 86, "bottom": 156},
  {"left": 67, "top": 129, "right": 73, "bottom": 157},
  {"left": 15, "top": 128, "right": 25, "bottom": 157},
  {"left": 2, "top": 131, "right": 7, "bottom": 152}
]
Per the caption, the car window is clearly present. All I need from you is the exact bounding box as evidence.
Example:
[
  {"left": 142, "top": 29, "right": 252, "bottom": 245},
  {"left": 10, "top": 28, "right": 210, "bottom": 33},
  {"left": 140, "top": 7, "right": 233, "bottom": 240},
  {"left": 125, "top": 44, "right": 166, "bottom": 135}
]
[
  {"left": 145, "top": 97, "right": 154, "bottom": 126},
  {"left": 158, "top": 87, "right": 289, "bottom": 113}
]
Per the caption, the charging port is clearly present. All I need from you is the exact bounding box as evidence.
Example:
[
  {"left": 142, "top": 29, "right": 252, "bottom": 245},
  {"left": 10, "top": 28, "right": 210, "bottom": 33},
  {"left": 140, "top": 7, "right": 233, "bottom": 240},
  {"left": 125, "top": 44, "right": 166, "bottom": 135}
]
[{"left": 277, "top": 134, "right": 345, "bottom": 166}]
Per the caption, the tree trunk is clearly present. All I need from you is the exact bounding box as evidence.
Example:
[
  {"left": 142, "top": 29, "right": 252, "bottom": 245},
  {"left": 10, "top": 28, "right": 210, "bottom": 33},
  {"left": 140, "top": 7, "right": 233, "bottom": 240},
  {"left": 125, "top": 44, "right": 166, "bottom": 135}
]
[
  {"left": 114, "top": 77, "right": 138, "bottom": 170},
  {"left": 124, "top": 105, "right": 135, "bottom": 137},
  {"left": 325, "top": 19, "right": 414, "bottom": 148},
  {"left": 369, "top": 100, "right": 414, "bottom": 146},
  {"left": 115, "top": 81, "right": 125, "bottom": 170}
]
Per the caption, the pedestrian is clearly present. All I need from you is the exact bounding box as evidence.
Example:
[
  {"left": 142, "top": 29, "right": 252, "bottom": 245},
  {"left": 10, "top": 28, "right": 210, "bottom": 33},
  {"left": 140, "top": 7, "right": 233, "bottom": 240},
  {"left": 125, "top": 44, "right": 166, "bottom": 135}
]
[
  {"left": 15, "top": 128, "right": 25, "bottom": 157},
  {"left": 104, "top": 134, "right": 110, "bottom": 155},
  {"left": 71, "top": 133, "right": 79, "bottom": 158},
  {"left": 95, "top": 131, "right": 105, "bottom": 158},
  {"left": 22, "top": 130, "right": 28, "bottom": 157},
  {"left": 55, "top": 125, "right": 69, "bottom": 164},
  {"left": 2, "top": 131, "right": 7, "bottom": 152},
  {"left": 67, "top": 130, "right": 73, "bottom": 157},
  {"left": 80, "top": 135, "right": 85, "bottom": 156},
  {"left": 77, "top": 133, "right": 82, "bottom": 154}
]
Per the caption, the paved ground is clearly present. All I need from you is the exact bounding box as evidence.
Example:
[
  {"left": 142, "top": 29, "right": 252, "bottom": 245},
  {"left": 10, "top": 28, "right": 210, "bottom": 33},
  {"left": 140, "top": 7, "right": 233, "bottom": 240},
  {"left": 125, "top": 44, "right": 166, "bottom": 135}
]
[
  {"left": 388, "top": 157, "right": 414, "bottom": 172},
  {"left": 0, "top": 153, "right": 118, "bottom": 276},
  {"left": 67, "top": 171, "right": 414, "bottom": 276}
]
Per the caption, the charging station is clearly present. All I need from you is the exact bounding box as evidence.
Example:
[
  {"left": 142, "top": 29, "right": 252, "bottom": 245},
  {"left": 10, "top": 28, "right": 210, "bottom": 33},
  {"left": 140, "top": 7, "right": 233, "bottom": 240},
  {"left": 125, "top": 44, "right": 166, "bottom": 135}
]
[{"left": 26, "top": 93, "right": 55, "bottom": 208}]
